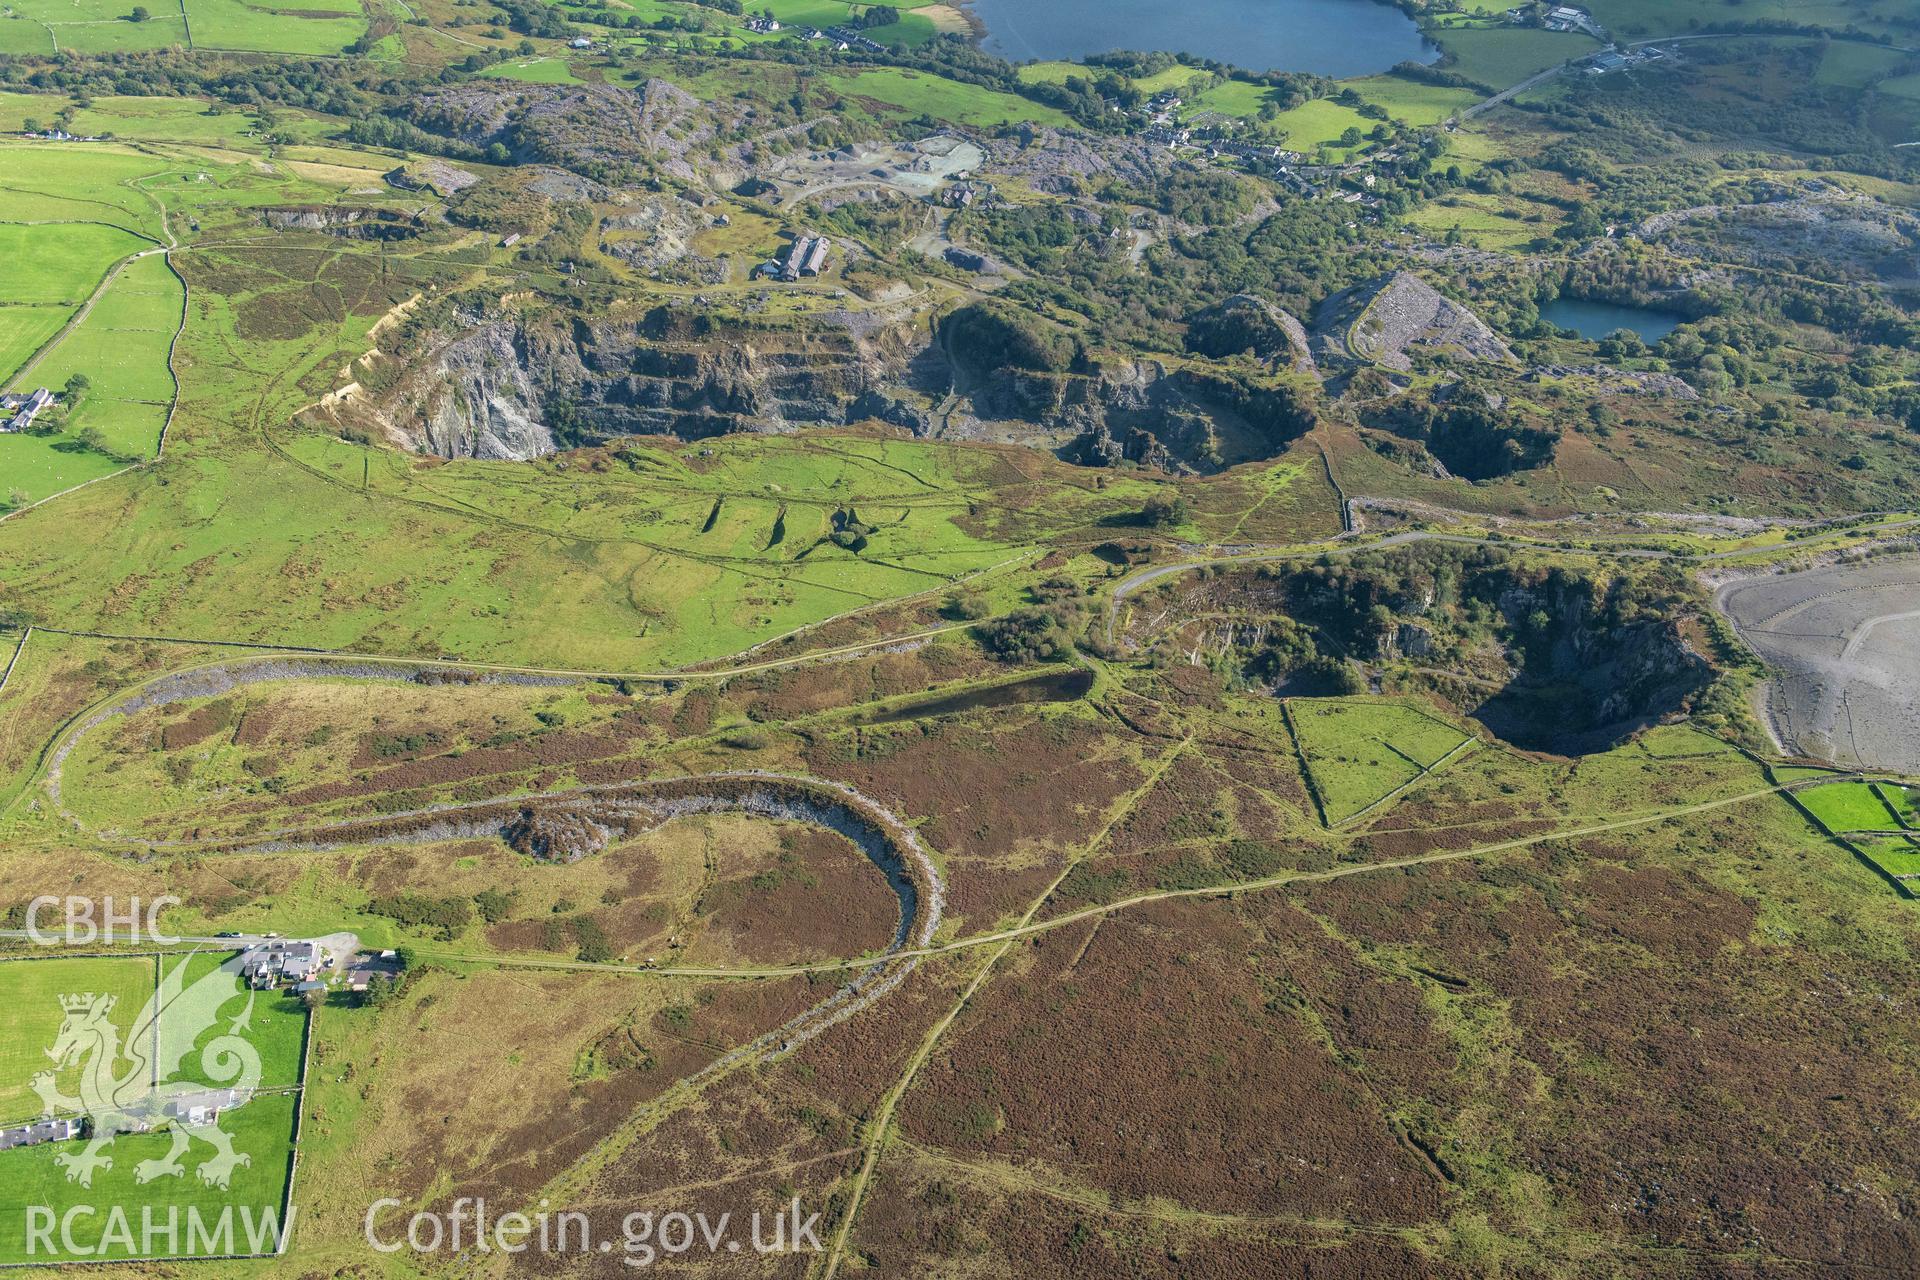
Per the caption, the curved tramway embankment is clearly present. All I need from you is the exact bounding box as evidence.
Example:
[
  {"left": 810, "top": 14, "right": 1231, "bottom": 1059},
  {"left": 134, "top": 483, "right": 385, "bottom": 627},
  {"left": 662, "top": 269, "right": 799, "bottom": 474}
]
[
  {"left": 44, "top": 656, "right": 575, "bottom": 806},
  {"left": 40, "top": 655, "right": 950, "bottom": 1062},
  {"left": 254, "top": 772, "right": 944, "bottom": 1059}
]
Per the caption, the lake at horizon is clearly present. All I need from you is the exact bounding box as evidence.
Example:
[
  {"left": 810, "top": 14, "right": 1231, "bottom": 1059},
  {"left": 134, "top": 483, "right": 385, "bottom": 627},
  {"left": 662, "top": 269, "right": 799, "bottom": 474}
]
[{"left": 964, "top": 0, "right": 1438, "bottom": 80}]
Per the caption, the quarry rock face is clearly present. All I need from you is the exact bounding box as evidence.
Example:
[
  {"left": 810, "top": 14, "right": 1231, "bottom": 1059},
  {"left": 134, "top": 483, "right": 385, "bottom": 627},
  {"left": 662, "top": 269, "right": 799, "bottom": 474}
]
[
  {"left": 348, "top": 309, "right": 913, "bottom": 460},
  {"left": 333, "top": 272, "right": 1522, "bottom": 477},
  {"left": 1382, "top": 621, "right": 1435, "bottom": 660},
  {"left": 954, "top": 358, "right": 1317, "bottom": 474},
  {"left": 412, "top": 321, "right": 555, "bottom": 460},
  {"left": 260, "top": 206, "right": 422, "bottom": 239},
  {"left": 347, "top": 301, "right": 1318, "bottom": 473}
]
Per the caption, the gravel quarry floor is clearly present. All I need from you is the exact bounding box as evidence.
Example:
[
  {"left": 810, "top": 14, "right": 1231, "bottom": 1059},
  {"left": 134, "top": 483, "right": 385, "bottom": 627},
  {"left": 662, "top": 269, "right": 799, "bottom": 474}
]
[{"left": 1716, "top": 557, "right": 1920, "bottom": 774}]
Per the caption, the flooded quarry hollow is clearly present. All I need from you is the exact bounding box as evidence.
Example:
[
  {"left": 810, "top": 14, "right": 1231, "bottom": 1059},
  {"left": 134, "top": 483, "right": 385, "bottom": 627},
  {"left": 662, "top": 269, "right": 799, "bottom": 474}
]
[{"left": 1715, "top": 557, "right": 1920, "bottom": 774}]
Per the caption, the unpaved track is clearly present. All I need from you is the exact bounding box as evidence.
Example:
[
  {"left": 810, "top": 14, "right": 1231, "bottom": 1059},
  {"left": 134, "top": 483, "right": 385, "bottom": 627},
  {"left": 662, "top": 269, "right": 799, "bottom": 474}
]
[
  {"left": 13, "top": 625, "right": 982, "bottom": 820},
  {"left": 1842, "top": 607, "right": 1920, "bottom": 661},
  {"left": 820, "top": 736, "right": 1193, "bottom": 1278},
  {"left": 386, "top": 769, "right": 1919, "bottom": 991},
  {"left": 3, "top": 248, "right": 152, "bottom": 392},
  {"left": 49, "top": 767, "right": 951, "bottom": 1135}
]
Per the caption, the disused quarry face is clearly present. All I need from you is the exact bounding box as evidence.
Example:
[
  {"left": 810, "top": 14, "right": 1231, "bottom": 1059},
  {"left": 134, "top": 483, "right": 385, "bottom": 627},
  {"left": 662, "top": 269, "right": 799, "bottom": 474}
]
[
  {"left": 1348, "top": 380, "right": 1561, "bottom": 481},
  {"left": 332, "top": 305, "right": 928, "bottom": 460},
  {"left": 1132, "top": 546, "right": 1715, "bottom": 754},
  {"left": 334, "top": 294, "right": 1324, "bottom": 472},
  {"left": 939, "top": 301, "right": 1322, "bottom": 473},
  {"left": 260, "top": 206, "right": 425, "bottom": 241}
]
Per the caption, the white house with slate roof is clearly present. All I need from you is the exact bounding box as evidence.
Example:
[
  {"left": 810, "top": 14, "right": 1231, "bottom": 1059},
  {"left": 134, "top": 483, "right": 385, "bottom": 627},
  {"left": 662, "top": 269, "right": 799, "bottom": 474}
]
[{"left": 241, "top": 938, "right": 323, "bottom": 988}]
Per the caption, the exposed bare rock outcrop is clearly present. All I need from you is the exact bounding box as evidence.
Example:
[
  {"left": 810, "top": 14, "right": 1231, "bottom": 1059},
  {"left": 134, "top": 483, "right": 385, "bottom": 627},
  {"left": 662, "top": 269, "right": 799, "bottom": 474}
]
[
  {"left": 1055, "top": 364, "right": 1319, "bottom": 473},
  {"left": 333, "top": 305, "right": 923, "bottom": 460},
  {"left": 332, "top": 273, "right": 1330, "bottom": 471},
  {"left": 1639, "top": 187, "right": 1920, "bottom": 287},
  {"left": 384, "top": 158, "right": 478, "bottom": 196},
  {"left": 395, "top": 320, "right": 555, "bottom": 460},
  {"left": 930, "top": 301, "right": 1318, "bottom": 473},
  {"left": 1313, "top": 272, "right": 1516, "bottom": 372},
  {"left": 935, "top": 354, "right": 1317, "bottom": 475},
  {"left": 1476, "top": 574, "right": 1712, "bottom": 752},
  {"left": 1524, "top": 364, "right": 1699, "bottom": 399},
  {"left": 260, "top": 206, "right": 424, "bottom": 240}
]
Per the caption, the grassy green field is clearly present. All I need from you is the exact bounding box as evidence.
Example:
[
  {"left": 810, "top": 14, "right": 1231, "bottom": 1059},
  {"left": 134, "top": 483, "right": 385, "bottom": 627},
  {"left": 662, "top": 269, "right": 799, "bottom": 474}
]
[
  {"left": 0, "top": 92, "right": 307, "bottom": 149},
  {"left": 0, "top": 144, "right": 174, "bottom": 237},
  {"left": 0, "top": 0, "right": 189, "bottom": 53},
  {"left": 1434, "top": 27, "right": 1599, "bottom": 88},
  {"left": 0, "top": 952, "right": 307, "bottom": 1118},
  {"left": 762, "top": 0, "right": 948, "bottom": 47},
  {"left": 177, "top": 952, "right": 309, "bottom": 1090},
  {"left": 1289, "top": 699, "right": 1477, "bottom": 824},
  {"left": 0, "top": 223, "right": 144, "bottom": 309},
  {"left": 0, "top": 955, "right": 157, "bottom": 1122},
  {"left": 0, "top": 0, "right": 364, "bottom": 55},
  {"left": 589, "top": 0, "right": 951, "bottom": 48},
  {"left": 1814, "top": 40, "right": 1908, "bottom": 88},
  {"left": 1016, "top": 61, "right": 1214, "bottom": 96},
  {"left": 480, "top": 56, "right": 586, "bottom": 84},
  {"left": 1348, "top": 74, "right": 1484, "bottom": 125},
  {"left": 1263, "top": 98, "right": 1379, "bottom": 157},
  {"left": 0, "top": 140, "right": 199, "bottom": 502},
  {"left": 187, "top": 0, "right": 365, "bottom": 54},
  {"left": 1879, "top": 71, "right": 1920, "bottom": 101},
  {"left": 0, "top": 1094, "right": 297, "bottom": 1263},
  {"left": 1774, "top": 765, "right": 1844, "bottom": 783},
  {"left": 0, "top": 18, "right": 56, "bottom": 53},
  {"left": 1636, "top": 724, "right": 1743, "bottom": 759},
  {"left": 6, "top": 389, "right": 1133, "bottom": 665},
  {"left": 0, "top": 178, "right": 156, "bottom": 389},
  {"left": 1589, "top": 0, "right": 1916, "bottom": 40},
  {"left": 557, "top": 0, "right": 681, "bottom": 21},
  {"left": 0, "top": 951, "right": 306, "bottom": 1263},
  {"left": 0, "top": 309, "right": 69, "bottom": 386},
  {"left": 1191, "top": 79, "right": 1279, "bottom": 119},
  {"left": 23, "top": 250, "right": 182, "bottom": 459},
  {"left": 1015, "top": 60, "right": 1091, "bottom": 87},
  {"left": 1862, "top": 837, "right": 1920, "bottom": 881},
  {"left": 0, "top": 432, "right": 124, "bottom": 506},
  {"left": 1404, "top": 192, "right": 1553, "bottom": 250},
  {"left": 1875, "top": 782, "right": 1917, "bottom": 828},
  {"left": 1799, "top": 780, "right": 1902, "bottom": 832}
]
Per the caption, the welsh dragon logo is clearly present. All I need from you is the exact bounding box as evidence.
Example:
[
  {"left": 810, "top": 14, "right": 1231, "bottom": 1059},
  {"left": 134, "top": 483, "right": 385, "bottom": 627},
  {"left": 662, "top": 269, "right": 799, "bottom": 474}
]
[{"left": 30, "top": 952, "right": 264, "bottom": 1190}]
